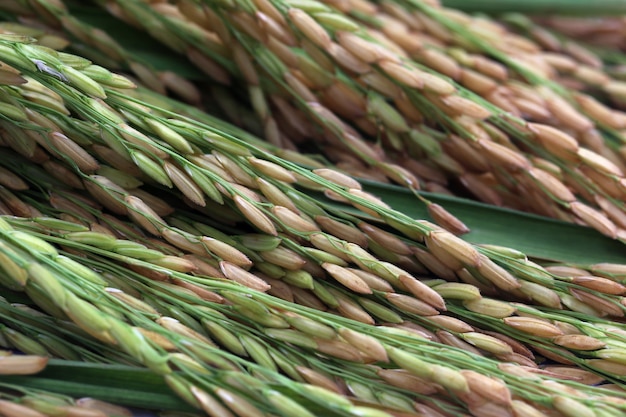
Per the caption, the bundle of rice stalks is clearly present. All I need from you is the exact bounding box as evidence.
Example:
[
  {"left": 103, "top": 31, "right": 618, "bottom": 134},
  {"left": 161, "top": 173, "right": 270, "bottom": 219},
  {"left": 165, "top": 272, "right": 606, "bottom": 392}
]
[
  {"left": 6, "top": 0, "right": 626, "bottom": 241},
  {"left": 0, "top": 2, "right": 625, "bottom": 417}
]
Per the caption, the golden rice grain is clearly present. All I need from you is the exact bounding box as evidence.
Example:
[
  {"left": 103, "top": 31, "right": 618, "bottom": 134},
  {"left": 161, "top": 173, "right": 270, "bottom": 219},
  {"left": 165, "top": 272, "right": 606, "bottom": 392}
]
[
  {"left": 426, "top": 230, "right": 481, "bottom": 268},
  {"left": 464, "top": 297, "right": 516, "bottom": 318},
  {"left": 219, "top": 261, "right": 271, "bottom": 292},
  {"left": 296, "top": 366, "right": 343, "bottom": 393},
  {"left": 503, "top": 316, "right": 564, "bottom": 338},
  {"left": 0, "top": 400, "right": 48, "bottom": 417},
  {"left": 255, "top": 178, "right": 298, "bottom": 213},
  {"left": 461, "top": 370, "right": 512, "bottom": 405},
  {"left": 326, "top": 42, "right": 370, "bottom": 74},
  {"left": 527, "top": 122, "right": 579, "bottom": 161},
  {"left": 412, "top": 246, "right": 457, "bottom": 281},
  {"left": 0, "top": 354, "right": 48, "bottom": 375},
  {"left": 315, "top": 337, "right": 363, "bottom": 362},
  {"left": 572, "top": 275, "right": 626, "bottom": 295},
  {"left": 122, "top": 195, "right": 167, "bottom": 236},
  {"left": 271, "top": 206, "right": 319, "bottom": 233},
  {"left": 378, "top": 60, "right": 424, "bottom": 88},
  {"left": 570, "top": 201, "right": 618, "bottom": 239},
  {"left": 288, "top": 8, "right": 331, "bottom": 49},
  {"left": 376, "top": 368, "right": 438, "bottom": 395},
  {"left": 321, "top": 262, "right": 372, "bottom": 294},
  {"left": 426, "top": 203, "right": 470, "bottom": 236},
  {"left": 528, "top": 167, "right": 576, "bottom": 202},
  {"left": 338, "top": 328, "right": 388, "bottom": 362},
  {"left": 553, "top": 334, "right": 606, "bottom": 351},
  {"left": 234, "top": 195, "right": 277, "bottom": 236},
  {"left": 570, "top": 288, "right": 624, "bottom": 317}
]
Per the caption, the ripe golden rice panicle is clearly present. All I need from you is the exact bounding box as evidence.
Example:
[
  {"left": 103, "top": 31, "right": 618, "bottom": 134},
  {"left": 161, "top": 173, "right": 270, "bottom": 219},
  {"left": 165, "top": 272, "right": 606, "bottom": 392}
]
[
  {"left": 189, "top": 385, "right": 237, "bottom": 417},
  {"left": 341, "top": 270, "right": 390, "bottom": 293},
  {"left": 337, "top": 31, "right": 395, "bottom": 64},
  {"left": 545, "top": 265, "right": 589, "bottom": 277},
  {"left": 378, "top": 162, "right": 421, "bottom": 189},
  {"left": 160, "top": 227, "right": 205, "bottom": 256},
  {"left": 328, "top": 291, "right": 374, "bottom": 325},
  {"left": 171, "top": 277, "right": 224, "bottom": 303},
  {"left": 309, "top": 233, "right": 352, "bottom": 262},
  {"left": 542, "top": 366, "right": 605, "bottom": 385},
  {"left": 201, "top": 237, "right": 251, "bottom": 268},
  {"left": 260, "top": 246, "right": 307, "bottom": 271},
  {"left": 291, "top": 287, "right": 327, "bottom": 311},
  {"left": 528, "top": 167, "right": 576, "bottom": 202},
  {"left": 257, "top": 13, "right": 297, "bottom": 46}
]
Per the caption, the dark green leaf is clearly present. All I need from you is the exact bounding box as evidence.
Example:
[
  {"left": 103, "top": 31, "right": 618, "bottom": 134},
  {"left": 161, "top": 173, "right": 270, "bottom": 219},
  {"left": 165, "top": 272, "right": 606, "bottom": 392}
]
[
  {"left": 440, "top": 0, "right": 626, "bottom": 15},
  {"left": 322, "top": 180, "right": 626, "bottom": 264},
  {"left": 2, "top": 360, "right": 193, "bottom": 411}
]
